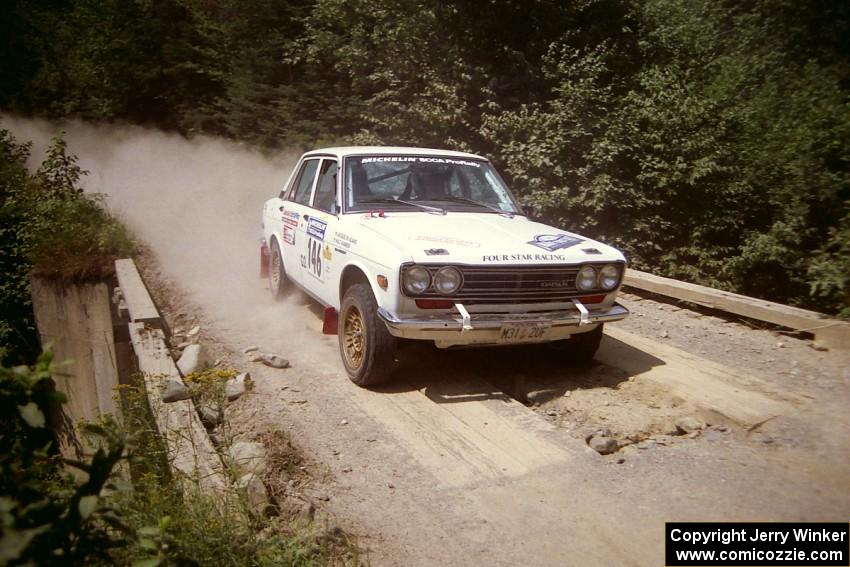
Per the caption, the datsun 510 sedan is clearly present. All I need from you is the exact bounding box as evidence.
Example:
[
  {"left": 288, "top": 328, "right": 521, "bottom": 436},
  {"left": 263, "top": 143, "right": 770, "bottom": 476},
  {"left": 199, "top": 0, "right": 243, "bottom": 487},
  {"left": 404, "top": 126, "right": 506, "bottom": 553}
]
[{"left": 261, "top": 147, "right": 629, "bottom": 386}]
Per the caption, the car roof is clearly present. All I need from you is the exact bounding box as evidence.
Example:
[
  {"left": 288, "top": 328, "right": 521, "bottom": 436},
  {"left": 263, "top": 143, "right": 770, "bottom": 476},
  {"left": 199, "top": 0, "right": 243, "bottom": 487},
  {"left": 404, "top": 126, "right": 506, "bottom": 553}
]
[{"left": 303, "top": 146, "right": 488, "bottom": 161}]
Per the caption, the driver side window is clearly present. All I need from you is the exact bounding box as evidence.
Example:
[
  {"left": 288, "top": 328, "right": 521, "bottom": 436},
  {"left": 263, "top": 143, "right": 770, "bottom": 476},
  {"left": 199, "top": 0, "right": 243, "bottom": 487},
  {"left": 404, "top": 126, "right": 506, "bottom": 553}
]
[
  {"left": 313, "top": 159, "right": 338, "bottom": 213},
  {"left": 289, "top": 159, "right": 320, "bottom": 205}
]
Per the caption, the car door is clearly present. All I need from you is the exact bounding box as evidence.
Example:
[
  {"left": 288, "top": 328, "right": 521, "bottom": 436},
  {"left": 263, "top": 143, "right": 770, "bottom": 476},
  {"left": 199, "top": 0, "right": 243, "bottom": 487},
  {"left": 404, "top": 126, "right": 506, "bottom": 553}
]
[
  {"left": 282, "top": 157, "right": 320, "bottom": 288},
  {"left": 301, "top": 158, "right": 340, "bottom": 305}
]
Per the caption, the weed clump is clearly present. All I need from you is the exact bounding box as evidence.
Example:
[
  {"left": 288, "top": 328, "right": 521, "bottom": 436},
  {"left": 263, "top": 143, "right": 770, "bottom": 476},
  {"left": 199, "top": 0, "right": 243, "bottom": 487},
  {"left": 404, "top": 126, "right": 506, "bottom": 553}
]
[{"left": 1, "top": 356, "right": 359, "bottom": 566}]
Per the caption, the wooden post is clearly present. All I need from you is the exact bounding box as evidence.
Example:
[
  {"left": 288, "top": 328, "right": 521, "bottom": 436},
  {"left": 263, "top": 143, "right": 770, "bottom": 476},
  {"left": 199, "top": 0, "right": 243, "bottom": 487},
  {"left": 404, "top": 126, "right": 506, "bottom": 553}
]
[{"left": 30, "top": 277, "right": 120, "bottom": 457}]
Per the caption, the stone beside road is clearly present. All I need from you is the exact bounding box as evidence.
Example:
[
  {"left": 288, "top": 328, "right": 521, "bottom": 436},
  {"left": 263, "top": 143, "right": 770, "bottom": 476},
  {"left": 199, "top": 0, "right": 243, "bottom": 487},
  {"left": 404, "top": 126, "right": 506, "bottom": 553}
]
[
  {"left": 161, "top": 376, "right": 191, "bottom": 403},
  {"left": 229, "top": 440, "right": 267, "bottom": 476},
  {"left": 259, "top": 353, "right": 290, "bottom": 369},
  {"left": 675, "top": 416, "right": 707, "bottom": 434},
  {"left": 226, "top": 372, "right": 253, "bottom": 401},
  {"left": 588, "top": 435, "right": 619, "bottom": 455},
  {"left": 177, "top": 344, "right": 209, "bottom": 376}
]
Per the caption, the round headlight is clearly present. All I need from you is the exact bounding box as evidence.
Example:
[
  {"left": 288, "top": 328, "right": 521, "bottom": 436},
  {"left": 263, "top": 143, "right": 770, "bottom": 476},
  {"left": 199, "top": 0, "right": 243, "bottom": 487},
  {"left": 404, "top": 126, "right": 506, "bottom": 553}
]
[
  {"left": 599, "top": 264, "right": 620, "bottom": 290},
  {"left": 403, "top": 265, "right": 431, "bottom": 295},
  {"left": 576, "top": 266, "right": 598, "bottom": 291},
  {"left": 434, "top": 267, "right": 463, "bottom": 295}
]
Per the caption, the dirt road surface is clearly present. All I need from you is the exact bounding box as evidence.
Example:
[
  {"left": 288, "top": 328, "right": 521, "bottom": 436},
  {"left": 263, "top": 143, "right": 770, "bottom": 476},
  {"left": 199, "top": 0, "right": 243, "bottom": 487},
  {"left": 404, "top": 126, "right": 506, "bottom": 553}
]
[{"left": 9, "top": 118, "right": 850, "bottom": 566}]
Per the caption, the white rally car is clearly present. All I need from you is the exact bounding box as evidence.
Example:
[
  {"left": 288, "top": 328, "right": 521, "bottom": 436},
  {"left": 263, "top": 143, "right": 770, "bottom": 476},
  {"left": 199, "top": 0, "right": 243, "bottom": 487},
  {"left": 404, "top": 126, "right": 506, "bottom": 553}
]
[{"left": 261, "top": 147, "right": 629, "bottom": 386}]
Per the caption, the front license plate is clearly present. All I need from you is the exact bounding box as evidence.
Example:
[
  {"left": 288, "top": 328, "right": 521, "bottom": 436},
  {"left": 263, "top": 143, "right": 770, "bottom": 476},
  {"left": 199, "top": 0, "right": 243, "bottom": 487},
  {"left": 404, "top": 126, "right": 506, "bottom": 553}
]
[{"left": 498, "top": 321, "right": 551, "bottom": 343}]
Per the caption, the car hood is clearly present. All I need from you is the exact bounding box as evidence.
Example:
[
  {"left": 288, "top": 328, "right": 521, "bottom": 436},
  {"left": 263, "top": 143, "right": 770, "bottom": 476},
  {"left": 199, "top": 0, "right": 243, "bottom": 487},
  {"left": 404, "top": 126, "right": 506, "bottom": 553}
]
[{"left": 356, "top": 213, "right": 625, "bottom": 265}]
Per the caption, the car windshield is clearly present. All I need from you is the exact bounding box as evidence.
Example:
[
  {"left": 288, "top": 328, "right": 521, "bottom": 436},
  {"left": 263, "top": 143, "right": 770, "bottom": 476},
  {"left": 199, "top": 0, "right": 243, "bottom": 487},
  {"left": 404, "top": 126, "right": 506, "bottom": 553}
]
[{"left": 343, "top": 155, "right": 523, "bottom": 214}]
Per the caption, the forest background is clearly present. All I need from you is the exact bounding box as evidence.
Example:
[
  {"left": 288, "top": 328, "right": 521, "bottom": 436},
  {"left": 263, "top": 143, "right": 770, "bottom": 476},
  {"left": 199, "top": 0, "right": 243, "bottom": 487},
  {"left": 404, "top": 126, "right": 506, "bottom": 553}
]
[{"left": 2, "top": 0, "right": 848, "bottom": 325}]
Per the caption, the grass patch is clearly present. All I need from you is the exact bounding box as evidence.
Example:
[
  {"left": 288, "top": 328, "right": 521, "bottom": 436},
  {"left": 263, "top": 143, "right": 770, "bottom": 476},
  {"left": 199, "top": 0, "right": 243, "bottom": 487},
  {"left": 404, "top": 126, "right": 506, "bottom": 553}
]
[
  {"left": 112, "top": 369, "right": 360, "bottom": 567},
  {"left": 0, "top": 354, "right": 361, "bottom": 565},
  {"left": 114, "top": 374, "right": 362, "bottom": 566},
  {"left": 28, "top": 193, "right": 136, "bottom": 282}
]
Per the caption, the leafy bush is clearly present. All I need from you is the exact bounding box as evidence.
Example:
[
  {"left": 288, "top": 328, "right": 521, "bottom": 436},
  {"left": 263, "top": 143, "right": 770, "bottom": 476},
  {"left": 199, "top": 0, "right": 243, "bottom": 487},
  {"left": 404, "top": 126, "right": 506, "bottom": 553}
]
[
  {"left": 0, "top": 352, "right": 130, "bottom": 566},
  {"left": 0, "top": 131, "right": 40, "bottom": 364},
  {"left": 0, "top": 356, "right": 354, "bottom": 566},
  {"left": 0, "top": 130, "right": 136, "bottom": 364},
  {"left": 28, "top": 193, "right": 136, "bottom": 281}
]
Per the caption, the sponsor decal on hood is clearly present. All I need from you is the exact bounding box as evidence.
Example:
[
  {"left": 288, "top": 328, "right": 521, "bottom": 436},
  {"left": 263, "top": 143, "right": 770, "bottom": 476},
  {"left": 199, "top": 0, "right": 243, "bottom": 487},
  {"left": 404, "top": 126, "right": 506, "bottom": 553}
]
[
  {"left": 527, "top": 234, "right": 584, "bottom": 251},
  {"left": 409, "top": 235, "right": 481, "bottom": 248},
  {"left": 483, "top": 253, "right": 567, "bottom": 262}
]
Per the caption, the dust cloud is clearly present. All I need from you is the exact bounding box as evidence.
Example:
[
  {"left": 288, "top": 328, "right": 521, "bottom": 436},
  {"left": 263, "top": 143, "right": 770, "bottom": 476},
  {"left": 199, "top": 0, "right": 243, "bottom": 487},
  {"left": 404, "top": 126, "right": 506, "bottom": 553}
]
[{"left": 2, "top": 115, "right": 312, "bottom": 340}]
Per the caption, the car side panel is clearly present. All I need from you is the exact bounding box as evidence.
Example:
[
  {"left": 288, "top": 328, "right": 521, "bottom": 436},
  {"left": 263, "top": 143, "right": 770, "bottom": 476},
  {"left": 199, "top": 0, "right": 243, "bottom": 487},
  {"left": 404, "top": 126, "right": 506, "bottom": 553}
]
[
  {"left": 262, "top": 198, "right": 287, "bottom": 268},
  {"left": 329, "top": 219, "right": 409, "bottom": 313}
]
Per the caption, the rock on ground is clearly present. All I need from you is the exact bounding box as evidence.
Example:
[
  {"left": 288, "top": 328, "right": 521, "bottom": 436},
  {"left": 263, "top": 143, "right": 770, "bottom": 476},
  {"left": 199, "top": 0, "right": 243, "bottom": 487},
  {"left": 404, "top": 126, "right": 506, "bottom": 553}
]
[
  {"left": 526, "top": 389, "right": 558, "bottom": 406},
  {"left": 236, "top": 473, "right": 271, "bottom": 516},
  {"left": 280, "top": 498, "right": 316, "bottom": 522},
  {"left": 260, "top": 353, "right": 290, "bottom": 369},
  {"left": 229, "top": 440, "right": 267, "bottom": 476},
  {"left": 198, "top": 402, "right": 222, "bottom": 427},
  {"left": 162, "top": 377, "right": 190, "bottom": 403},
  {"left": 588, "top": 435, "right": 619, "bottom": 455},
  {"left": 226, "top": 372, "right": 253, "bottom": 401},
  {"left": 676, "top": 416, "right": 707, "bottom": 434},
  {"left": 177, "top": 344, "right": 209, "bottom": 376}
]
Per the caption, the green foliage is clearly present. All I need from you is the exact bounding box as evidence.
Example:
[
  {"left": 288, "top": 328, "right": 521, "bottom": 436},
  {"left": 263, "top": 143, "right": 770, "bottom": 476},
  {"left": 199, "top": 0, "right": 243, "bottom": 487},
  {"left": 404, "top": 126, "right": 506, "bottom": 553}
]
[
  {"left": 808, "top": 208, "right": 850, "bottom": 317},
  {"left": 28, "top": 192, "right": 136, "bottom": 281},
  {"left": 109, "top": 473, "right": 341, "bottom": 567},
  {"left": 0, "top": 130, "right": 137, "bottom": 363},
  {"left": 110, "top": 381, "right": 332, "bottom": 567},
  {"left": 0, "top": 352, "right": 130, "bottom": 566},
  {"left": 480, "top": 0, "right": 850, "bottom": 313},
  {"left": 183, "top": 367, "right": 238, "bottom": 427},
  {"left": 3, "top": 0, "right": 223, "bottom": 128},
  {"left": 35, "top": 135, "right": 85, "bottom": 199},
  {"left": 0, "top": 130, "right": 40, "bottom": 365},
  {"left": 0, "top": 357, "right": 347, "bottom": 566},
  {"left": 2, "top": 0, "right": 848, "bottom": 314}
]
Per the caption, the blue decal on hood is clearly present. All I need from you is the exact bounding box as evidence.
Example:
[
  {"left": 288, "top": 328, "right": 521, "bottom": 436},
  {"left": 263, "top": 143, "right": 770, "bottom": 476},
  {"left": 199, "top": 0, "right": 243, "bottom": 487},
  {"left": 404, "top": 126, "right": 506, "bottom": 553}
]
[{"left": 528, "top": 234, "right": 584, "bottom": 252}]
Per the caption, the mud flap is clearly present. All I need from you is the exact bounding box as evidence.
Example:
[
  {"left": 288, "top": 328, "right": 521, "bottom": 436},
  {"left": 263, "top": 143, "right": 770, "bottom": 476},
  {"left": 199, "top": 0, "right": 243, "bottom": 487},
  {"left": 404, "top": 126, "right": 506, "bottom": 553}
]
[
  {"left": 322, "top": 307, "right": 338, "bottom": 335},
  {"left": 259, "top": 240, "right": 269, "bottom": 278}
]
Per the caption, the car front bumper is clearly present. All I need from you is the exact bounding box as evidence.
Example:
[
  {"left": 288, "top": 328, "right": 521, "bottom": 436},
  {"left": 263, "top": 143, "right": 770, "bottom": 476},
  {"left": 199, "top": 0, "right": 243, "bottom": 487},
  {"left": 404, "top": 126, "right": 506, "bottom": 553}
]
[{"left": 378, "top": 302, "right": 629, "bottom": 348}]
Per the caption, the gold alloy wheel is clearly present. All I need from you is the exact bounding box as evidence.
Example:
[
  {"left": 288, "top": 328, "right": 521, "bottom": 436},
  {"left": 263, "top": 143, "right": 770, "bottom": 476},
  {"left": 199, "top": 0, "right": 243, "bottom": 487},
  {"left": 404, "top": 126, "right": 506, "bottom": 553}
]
[
  {"left": 270, "top": 248, "right": 280, "bottom": 290},
  {"left": 342, "top": 305, "right": 365, "bottom": 370}
]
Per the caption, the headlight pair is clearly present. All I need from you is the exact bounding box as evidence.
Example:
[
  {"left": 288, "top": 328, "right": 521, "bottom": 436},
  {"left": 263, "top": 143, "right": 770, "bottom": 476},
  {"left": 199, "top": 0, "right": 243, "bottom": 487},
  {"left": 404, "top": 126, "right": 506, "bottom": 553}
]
[
  {"left": 576, "top": 264, "right": 621, "bottom": 291},
  {"left": 402, "top": 265, "right": 463, "bottom": 295}
]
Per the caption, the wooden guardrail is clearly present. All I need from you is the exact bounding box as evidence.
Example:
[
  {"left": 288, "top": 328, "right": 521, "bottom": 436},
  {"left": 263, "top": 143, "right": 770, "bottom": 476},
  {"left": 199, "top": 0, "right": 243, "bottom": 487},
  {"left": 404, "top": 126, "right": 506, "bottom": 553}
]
[
  {"left": 116, "top": 259, "right": 228, "bottom": 491},
  {"left": 115, "top": 259, "right": 163, "bottom": 327},
  {"left": 624, "top": 269, "right": 850, "bottom": 351}
]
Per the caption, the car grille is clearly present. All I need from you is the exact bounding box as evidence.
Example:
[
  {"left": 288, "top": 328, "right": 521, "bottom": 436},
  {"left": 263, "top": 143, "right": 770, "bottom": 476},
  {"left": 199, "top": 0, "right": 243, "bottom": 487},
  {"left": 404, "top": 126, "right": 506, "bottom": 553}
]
[{"left": 421, "top": 265, "right": 585, "bottom": 305}]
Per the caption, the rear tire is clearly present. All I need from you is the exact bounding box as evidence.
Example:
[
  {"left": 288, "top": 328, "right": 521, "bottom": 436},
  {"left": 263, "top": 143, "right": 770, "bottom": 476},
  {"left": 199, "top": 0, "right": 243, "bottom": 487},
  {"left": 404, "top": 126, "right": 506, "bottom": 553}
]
[
  {"left": 339, "top": 283, "right": 397, "bottom": 387},
  {"left": 268, "top": 240, "right": 289, "bottom": 300}
]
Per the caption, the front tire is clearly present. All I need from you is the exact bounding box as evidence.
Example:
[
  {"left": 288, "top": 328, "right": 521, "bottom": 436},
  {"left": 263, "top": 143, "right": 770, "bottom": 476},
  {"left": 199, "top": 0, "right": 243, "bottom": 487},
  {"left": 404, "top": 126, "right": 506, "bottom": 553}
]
[
  {"left": 339, "top": 283, "right": 397, "bottom": 386},
  {"left": 268, "top": 240, "right": 289, "bottom": 300}
]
